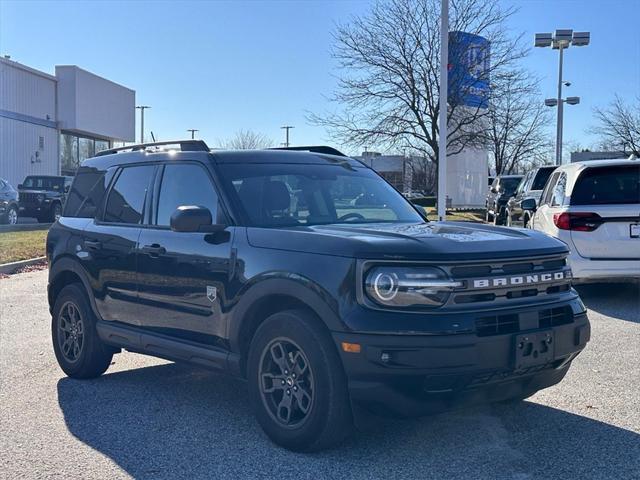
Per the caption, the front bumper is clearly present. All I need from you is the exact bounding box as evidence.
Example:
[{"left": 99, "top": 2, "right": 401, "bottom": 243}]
[{"left": 333, "top": 309, "right": 589, "bottom": 417}]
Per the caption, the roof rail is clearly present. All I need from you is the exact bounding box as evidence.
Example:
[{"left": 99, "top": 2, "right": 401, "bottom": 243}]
[
  {"left": 95, "top": 140, "right": 210, "bottom": 157},
  {"left": 268, "top": 146, "right": 347, "bottom": 157}
]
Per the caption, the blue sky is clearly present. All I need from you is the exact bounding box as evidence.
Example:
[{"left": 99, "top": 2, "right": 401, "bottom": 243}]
[{"left": 1, "top": 0, "right": 638, "bottom": 155}]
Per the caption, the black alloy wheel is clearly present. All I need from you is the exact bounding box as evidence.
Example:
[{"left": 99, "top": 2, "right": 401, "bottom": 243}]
[
  {"left": 57, "top": 301, "right": 85, "bottom": 363},
  {"left": 259, "top": 338, "right": 314, "bottom": 428}
]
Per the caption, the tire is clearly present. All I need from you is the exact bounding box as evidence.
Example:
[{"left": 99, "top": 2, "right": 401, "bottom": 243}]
[
  {"left": 50, "top": 202, "right": 62, "bottom": 222},
  {"left": 523, "top": 213, "right": 530, "bottom": 229},
  {"left": 1, "top": 205, "right": 18, "bottom": 225},
  {"left": 493, "top": 207, "right": 505, "bottom": 226},
  {"left": 485, "top": 207, "right": 493, "bottom": 223},
  {"left": 51, "top": 283, "right": 113, "bottom": 379},
  {"left": 247, "top": 309, "right": 353, "bottom": 452},
  {"left": 505, "top": 210, "right": 512, "bottom": 227}
]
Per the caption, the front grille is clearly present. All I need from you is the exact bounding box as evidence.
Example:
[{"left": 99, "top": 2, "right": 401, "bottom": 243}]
[
  {"left": 447, "top": 255, "right": 571, "bottom": 306},
  {"left": 476, "top": 306, "right": 574, "bottom": 337},
  {"left": 19, "top": 192, "right": 39, "bottom": 203}
]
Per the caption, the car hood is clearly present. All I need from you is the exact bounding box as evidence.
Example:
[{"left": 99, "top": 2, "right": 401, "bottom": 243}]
[{"left": 246, "top": 221, "right": 568, "bottom": 261}]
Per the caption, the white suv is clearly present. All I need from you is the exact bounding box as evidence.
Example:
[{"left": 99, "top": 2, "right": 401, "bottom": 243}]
[{"left": 526, "top": 158, "right": 640, "bottom": 282}]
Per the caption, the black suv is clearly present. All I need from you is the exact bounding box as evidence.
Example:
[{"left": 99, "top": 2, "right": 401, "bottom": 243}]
[
  {"left": 505, "top": 166, "right": 557, "bottom": 228},
  {"left": 47, "top": 141, "right": 590, "bottom": 452},
  {"left": 486, "top": 175, "right": 523, "bottom": 225},
  {"left": 18, "top": 175, "right": 72, "bottom": 222}
]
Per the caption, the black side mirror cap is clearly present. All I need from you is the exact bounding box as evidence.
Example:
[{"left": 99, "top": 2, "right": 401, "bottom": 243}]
[
  {"left": 521, "top": 198, "right": 537, "bottom": 211},
  {"left": 170, "top": 205, "right": 224, "bottom": 233}
]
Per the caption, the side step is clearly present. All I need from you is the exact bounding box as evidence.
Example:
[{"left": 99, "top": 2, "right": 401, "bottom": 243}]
[{"left": 96, "top": 321, "right": 241, "bottom": 374}]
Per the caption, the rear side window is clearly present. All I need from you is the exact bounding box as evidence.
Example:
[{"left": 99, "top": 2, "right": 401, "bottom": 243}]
[
  {"left": 550, "top": 173, "right": 567, "bottom": 207},
  {"left": 155, "top": 163, "right": 219, "bottom": 226},
  {"left": 103, "top": 165, "right": 154, "bottom": 224},
  {"left": 532, "top": 167, "right": 555, "bottom": 190},
  {"left": 64, "top": 168, "right": 115, "bottom": 218},
  {"left": 571, "top": 165, "right": 640, "bottom": 205}
]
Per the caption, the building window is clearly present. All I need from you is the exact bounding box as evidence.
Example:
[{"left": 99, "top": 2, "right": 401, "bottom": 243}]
[{"left": 60, "top": 132, "right": 112, "bottom": 176}]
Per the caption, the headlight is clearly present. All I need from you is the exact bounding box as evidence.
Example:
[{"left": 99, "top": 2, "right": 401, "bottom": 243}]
[{"left": 364, "top": 266, "right": 461, "bottom": 308}]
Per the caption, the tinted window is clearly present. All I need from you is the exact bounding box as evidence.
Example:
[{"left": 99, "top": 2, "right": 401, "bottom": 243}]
[
  {"left": 104, "top": 165, "right": 154, "bottom": 224},
  {"left": 571, "top": 165, "right": 640, "bottom": 205},
  {"left": 64, "top": 167, "right": 116, "bottom": 218},
  {"left": 531, "top": 167, "right": 556, "bottom": 190},
  {"left": 22, "top": 176, "right": 64, "bottom": 190},
  {"left": 500, "top": 177, "right": 522, "bottom": 194},
  {"left": 220, "top": 163, "right": 423, "bottom": 227},
  {"left": 156, "top": 163, "right": 219, "bottom": 226}
]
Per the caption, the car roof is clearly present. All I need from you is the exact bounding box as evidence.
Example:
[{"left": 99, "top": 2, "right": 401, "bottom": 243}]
[{"left": 83, "top": 148, "right": 366, "bottom": 170}]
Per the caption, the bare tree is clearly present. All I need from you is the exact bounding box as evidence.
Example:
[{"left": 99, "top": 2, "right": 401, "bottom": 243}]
[
  {"left": 309, "top": 0, "right": 526, "bottom": 176},
  {"left": 592, "top": 96, "right": 640, "bottom": 156},
  {"left": 220, "top": 129, "right": 274, "bottom": 150},
  {"left": 484, "top": 69, "right": 551, "bottom": 174}
]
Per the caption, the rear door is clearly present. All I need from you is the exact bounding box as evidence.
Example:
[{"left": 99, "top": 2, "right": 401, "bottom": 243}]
[
  {"left": 136, "top": 161, "right": 233, "bottom": 345},
  {"left": 82, "top": 164, "right": 156, "bottom": 325},
  {"left": 568, "top": 164, "right": 640, "bottom": 259}
]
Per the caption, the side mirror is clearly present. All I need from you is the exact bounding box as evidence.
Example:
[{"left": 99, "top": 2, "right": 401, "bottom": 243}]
[
  {"left": 490, "top": 187, "right": 498, "bottom": 194},
  {"left": 521, "top": 198, "right": 537, "bottom": 211},
  {"left": 17, "top": 184, "right": 23, "bottom": 189},
  {"left": 170, "top": 205, "right": 225, "bottom": 233}
]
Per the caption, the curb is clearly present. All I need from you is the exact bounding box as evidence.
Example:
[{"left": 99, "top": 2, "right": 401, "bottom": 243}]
[{"left": 0, "top": 256, "right": 47, "bottom": 275}]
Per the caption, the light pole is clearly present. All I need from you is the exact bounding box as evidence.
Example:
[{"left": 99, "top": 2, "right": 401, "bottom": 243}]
[
  {"left": 187, "top": 129, "right": 199, "bottom": 139},
  {"left": 437, "top": 0, "right": 449, "bottom": 221},
  {"left": 281, "top": 125, "right": 294, "bottom": 147},
  {"left": 136, "top": 105, "right": 151, "bottom": 143},
  {"left": 535, "top": 30, "right": 590, "bottom": 165}
]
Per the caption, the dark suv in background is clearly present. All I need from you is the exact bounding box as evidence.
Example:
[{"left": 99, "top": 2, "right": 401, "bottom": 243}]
[
  {"left": 18, "top": 175, "right": 72, "bottom": 223},
  {"left": 506, "top": 166, "right": 557, "bottom": 228},
  {"left": 47, "top": 141, "right": 590, "bottom": 451},
  {"left": 485, "top": 175, "right": 523, "bottom": 225}
]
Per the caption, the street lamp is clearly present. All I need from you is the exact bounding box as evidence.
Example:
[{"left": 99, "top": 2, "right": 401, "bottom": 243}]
[
  {"left": 136, "top": 105, "right": 151, "bottom": 144},
  {"left": 535, "top": 29, "right": 590, "bottom": 165}
]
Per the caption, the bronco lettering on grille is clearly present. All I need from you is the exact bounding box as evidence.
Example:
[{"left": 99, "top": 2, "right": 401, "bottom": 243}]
[{"left": 473, "top": 271, "right": 566, "bottom": 289}]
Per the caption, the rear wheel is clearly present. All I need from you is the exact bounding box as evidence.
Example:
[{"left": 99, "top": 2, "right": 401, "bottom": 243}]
[
  {"left": 247, "top": 309, "right": 352, "bottom": 451},
  {"left": 52, "top": 283, "right": 113, "bottom": 379}
]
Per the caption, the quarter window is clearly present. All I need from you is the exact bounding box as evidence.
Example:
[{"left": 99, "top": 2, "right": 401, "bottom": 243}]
[
  {"left": 541, "top": 172, "right": 560, "bottom": 206},
  {"left": 103, "top": 165, "right": 154, "bottom": 224},
  {"left": 550, "top": 173, "right": 567, "bottom": 207},
  {"left": 156, "top": 164, "right": 219, "bottom": 226}
]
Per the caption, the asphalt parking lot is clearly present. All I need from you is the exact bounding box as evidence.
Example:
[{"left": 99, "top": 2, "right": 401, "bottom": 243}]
[{"left": 1, "top": 270, "right": 638, "bottom": 479}]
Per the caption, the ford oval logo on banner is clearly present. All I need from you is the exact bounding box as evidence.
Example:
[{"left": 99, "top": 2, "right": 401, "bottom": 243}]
[{"left": 448, "top": 31, "right": 491, "bottom": 109}]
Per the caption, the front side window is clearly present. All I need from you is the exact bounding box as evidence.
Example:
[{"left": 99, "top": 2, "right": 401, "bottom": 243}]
[
  {"left": 571, "top": 165, "right": 640, "bottom": 205},
  {"left": 103, "top": 165, "right": 154, "bottom": 224},
  {"left": 219, "top": 163, "right": 423, "bottom": 228},
  {"left": 156, "top": 163, "right": 219, "bottom": 226},
  {"left": 499, "top": 177, "right": 522, "bottom": 195}
]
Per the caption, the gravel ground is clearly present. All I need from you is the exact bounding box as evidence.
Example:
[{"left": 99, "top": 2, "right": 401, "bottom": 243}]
[{"left": 1, "top": 270, "right": 638, "bottom": 479}]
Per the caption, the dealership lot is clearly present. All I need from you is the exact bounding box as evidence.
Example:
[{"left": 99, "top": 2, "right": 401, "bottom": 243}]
[{"left": 1, "top": 270, "right": 638, "bottom": 479}]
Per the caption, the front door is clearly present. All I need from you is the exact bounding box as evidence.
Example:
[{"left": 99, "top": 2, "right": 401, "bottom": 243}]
[{"left": 136, "top": 162, "right": 233, "bottom": 346}]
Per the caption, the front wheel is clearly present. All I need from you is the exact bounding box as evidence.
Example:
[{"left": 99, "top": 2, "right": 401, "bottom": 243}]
[
  {"left": 493, "top": 207, "right": 505, "bottom": 226},
  {"left": 50, "top": 203, "right": 62, "bottom": 222},
  {"left": 1, "top": 205, "right": 18, "bottom": 225},
  {"left": 247, "top": 310, "right": 352, "bottom": 452}
]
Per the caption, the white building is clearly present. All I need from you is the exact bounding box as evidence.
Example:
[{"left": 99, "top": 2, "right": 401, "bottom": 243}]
[{"left": 0, "top": 57, "right": 135, "bottom": 186}]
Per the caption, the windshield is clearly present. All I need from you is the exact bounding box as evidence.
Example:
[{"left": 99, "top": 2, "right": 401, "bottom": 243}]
[
  {"left": 500, "top": 177, "right": 522, "bottom": 193},
  {"left": 531, "top": 168, "right": 555, "bottom": 190},
  {"left": 22, "top": 176, "right": 64, "bottom": 190},
  {"left": 219, "top": 163, "right": 424, "bottom": 227},
  {"left": 571, "top": 165, "right": 640, "bottom": 205}
]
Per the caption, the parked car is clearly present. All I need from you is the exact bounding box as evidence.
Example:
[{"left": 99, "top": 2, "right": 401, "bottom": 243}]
[
  {"left": 47, "top": 140, "right": 589, "bottom": 452},
  {"left": 485, "top": 175, "right": 523, "bottom": 225},
  {"left": 505, "top": 166, "right": 557, "bottom": 227},
  {"left": 0, "top": 178, "right": 19, "bottom": 225},
  {"left": 527, "top": 158, "right": 640, "bottom": 282},
  {"left": 18, "top": 175, "right": 73, "bottom": 223}
]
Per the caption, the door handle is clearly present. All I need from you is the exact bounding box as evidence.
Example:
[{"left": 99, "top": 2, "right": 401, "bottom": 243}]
[
  {"left": 142, "top": 244, "right": 166, "bottom": 257},
  {"left": 84, "top": 240, "right": 101, "bottom": 251}
]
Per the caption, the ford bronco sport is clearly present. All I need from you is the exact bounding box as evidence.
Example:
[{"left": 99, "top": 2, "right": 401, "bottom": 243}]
[{"left": 47, "top": 140, "right": 590, "bottom": 451}]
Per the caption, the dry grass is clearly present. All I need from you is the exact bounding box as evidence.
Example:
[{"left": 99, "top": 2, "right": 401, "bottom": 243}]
[
  {"left": 422, "top": 208, "right": 485, "bottom": 223},
  {"left": 0, "top": 230, "right": 48, "bottom": 264}
]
